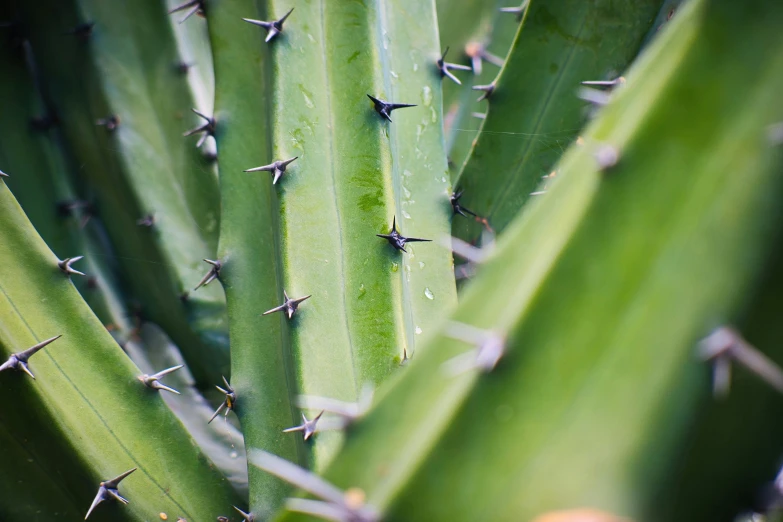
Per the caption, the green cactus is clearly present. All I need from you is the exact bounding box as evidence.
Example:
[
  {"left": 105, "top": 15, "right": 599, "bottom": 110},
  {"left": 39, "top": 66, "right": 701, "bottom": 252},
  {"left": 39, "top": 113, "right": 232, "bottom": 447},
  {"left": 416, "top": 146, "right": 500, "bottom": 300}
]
[{"left": 3, "top": 0, "right": 783, "bottom": 520}]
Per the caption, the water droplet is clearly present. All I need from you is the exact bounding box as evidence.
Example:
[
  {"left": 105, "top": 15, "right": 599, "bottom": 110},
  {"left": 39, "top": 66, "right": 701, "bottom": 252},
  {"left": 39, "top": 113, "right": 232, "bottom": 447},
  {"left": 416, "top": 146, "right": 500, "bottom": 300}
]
[
  {"left": 402, "top": 210, "right": 411, "bottom": 219},
  {"left": 307, "top": 33, "right": 315, "bottom": 43},
  {"left": 413, "top": 63, "right": 419, "bottom": 71},
  {"left": 230, "top": 451, "right": 239, "bottom": 459},
  {"left": 358, "top": 284, "right": 366, "bottom": 298},
  {"left": 441, "top": 176, "right": 447, "bottom": 183},
  {"left": 402, "top": 186, "right": 411, "bottom": 198},
  {"left": 424, "top": 287, "right": 434, "bottom": 300},
  {"left": 419, "top": 262, "right": 425, "bottom": 269},
  {"left": 303, "top": 92, "right": 314, "bottom": 108},
  {"left": 391, "top": 262, "right": 399, "bottom": 272},
  {"left": 422, "top": 85, "right": 433, "bottom": 106},
  {"left": 403, "top": 169, "right": 413, "bottom": 177},
  {"left": 415, "top": 326, "right": 422, "bottom": 335},
  {"left": 391, "top": 70, "right": 399, "bottom": 79}
]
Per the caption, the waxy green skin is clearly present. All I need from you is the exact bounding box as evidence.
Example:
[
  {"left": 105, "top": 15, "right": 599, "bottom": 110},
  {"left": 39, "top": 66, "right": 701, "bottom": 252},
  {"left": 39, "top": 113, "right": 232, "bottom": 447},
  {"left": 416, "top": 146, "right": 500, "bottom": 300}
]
[
  {"left": 453, "top": 0, "right": 663, "bottom": 244},
  {"left": 294, "top": 0, "right": 783, "bottom": 519},
  {"left": 16, "top": 0, "right": 229, "bottom": 388},
  {"left": 208, "top": 0, "right": 301, "bottom": 518},
  {"left": 0, "top": 182, "right": 241, "bottom": 520}
]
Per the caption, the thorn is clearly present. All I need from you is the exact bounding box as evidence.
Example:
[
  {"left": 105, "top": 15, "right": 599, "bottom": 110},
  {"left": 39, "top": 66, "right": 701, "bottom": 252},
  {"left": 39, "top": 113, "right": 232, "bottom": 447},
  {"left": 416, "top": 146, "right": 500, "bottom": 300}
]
[
  {"left": 367, "top": 94, "right": 416, "bottom": 122},
  {"left": 698, "top": 326, "right": 783, "bottom": 396},
  {"left": 450, "top": 189, "right": 478, "bottom": 219},
  {"left": 593, "top": 145, "right": 620, "bottom": 170},
  {"left": 248, "top": 449, "right": 380, "bottom": 521},
  {"left": 244, "top": 156, "right": 298, "bottom": 185},
  {"left": 283, "top": 410, "right": 324, "bottom": 440},
  {"left": 194, "top": 259, "right": 221, "bottom": 291},
  {"left": 243, "top": 7, "right": 294, "bottom": 43},
  {"left": 58, "top": 256, "right": 85, "bottom": 277},
  {"left": 209, "top": 376, "right": 236, "bottom": 424},
  {"left": 136, "top": 213, "right": 155, "bottom": 227},
  {"left": 442, "top": 321, "right": 505, "bottom": 374},
  {"left": 581, "top": 76, "right": 625, "bottom": 87},
  {"left": 183, "top": 108, "right": 215, "bottom": 149},
  {"left": 175, "top": 61, "right": 192, "bottom": 74},
  {"left": 95, "top": 114, "right": 120, "bottom": 131},
  {"left": 168, "top": 0, "right": 204, "bottom": 24},
  {"left": 499, "top": 1, "right": 529, "bottom": 21},
  {"left": 471, "top": 112, "right": 487, "bottom": 120},
  {"left": 768, "top": 122, "right": 783, "bottom": 146},
  {"left": 401, "top": 347, "right": 411, "bottom": 366},
  {"left": 377, "top": 216, "right": 431, "bottom": 253},
  {"left": 138, "top": 365, "right": 183, "bottom": 394},
  {"left": 295, "top": 385, "right": 374, "bottom": 425},
  {"left": 84, "top": 468, "right": 136, "bottom": 519},
  {"left": 577, "top": 86, "right": 611, "bottom": 107},
  {"left": 440, "top": 235, "right": 491, "bottom": 264},
  {"left": 0, "top": 335, "right": 62, "bottom": 379},
  {"left": 0, "top": 169, "right": 8, "bottom": 177},
  {"left": 472, "top": 81, "right": 496, "bottom": 102},
  {"left": 464, "top": 41, "right": 503, "bottom": 75},
  {"left": 66, "top": 22, "right": 94, "bottom": 39},
  {"left": 437, "top": 47, "right": 472, "bottom": 85},
  {"left": 530, "top": 190, "right": 546, "bottom": 196},
  {"left": 263, "top": 291, "right": 311, "bottom": 319},
  {"left": 233, "top": 505, "right": 256, "bottom": 522}
]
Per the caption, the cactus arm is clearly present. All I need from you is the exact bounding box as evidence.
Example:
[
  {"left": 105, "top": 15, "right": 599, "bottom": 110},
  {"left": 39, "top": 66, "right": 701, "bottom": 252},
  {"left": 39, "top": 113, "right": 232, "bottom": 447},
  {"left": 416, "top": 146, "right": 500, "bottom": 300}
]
[
  {"left": 16, "top": 0, "right": 229, "bottom": 387},
  {"left": 207, "top": 0, "right": 301, "bottom": 518},
  {"left": 453, "top": 0, "right": 663, "bottom": 243},
  {"left": 300, "top": 0, "right": 783, "bottom": 519},
  {"left": 0, "top": 182, "right": 241, "bottom": 520}
]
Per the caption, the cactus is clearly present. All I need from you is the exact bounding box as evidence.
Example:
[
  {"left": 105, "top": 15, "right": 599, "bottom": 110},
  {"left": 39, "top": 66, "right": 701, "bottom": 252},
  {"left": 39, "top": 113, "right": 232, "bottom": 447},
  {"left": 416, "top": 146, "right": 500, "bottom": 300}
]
[{"left": 3, "top": 0, "right": 783, "bottom": 520}]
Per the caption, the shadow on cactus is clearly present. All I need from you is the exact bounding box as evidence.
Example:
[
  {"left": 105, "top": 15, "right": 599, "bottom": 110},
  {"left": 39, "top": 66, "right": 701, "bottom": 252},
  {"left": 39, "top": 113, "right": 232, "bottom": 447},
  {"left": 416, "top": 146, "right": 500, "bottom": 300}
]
[{"left": 1, "top": 0, "right": 783, "bottom": 521}]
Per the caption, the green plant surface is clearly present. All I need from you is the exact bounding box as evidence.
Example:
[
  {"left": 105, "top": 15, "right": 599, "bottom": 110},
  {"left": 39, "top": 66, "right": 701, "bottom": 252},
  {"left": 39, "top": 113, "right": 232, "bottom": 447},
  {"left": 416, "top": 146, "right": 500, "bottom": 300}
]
[
  {"left": 438, "top": 0, "right": 521, "bottom": 177},
  {"left": 452, "top": 0, "right": 663, "bottom": 244},
  {"left": 167, "top": 0, "right": 215, "bottom": 116},
  {"left": 208, "top": 1, "right": 301, "bottom": 518},
  {"left": 287, "top": 0, "right": 783, "bottom": 519},
  {"left": 15, "top": 0, "right": 229, "bottom": 388},
  {"left": 0, "top": 181, "right": 241, "bottom": 520}
]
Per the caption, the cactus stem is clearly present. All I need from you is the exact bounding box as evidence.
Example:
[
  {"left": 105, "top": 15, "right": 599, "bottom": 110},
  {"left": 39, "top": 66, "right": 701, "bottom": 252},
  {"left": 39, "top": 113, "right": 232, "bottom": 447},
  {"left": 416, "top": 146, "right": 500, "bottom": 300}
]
[
  {"left": 499, "top": 2, "right": 529, "bottom": 22},
  {"left": 193, "top": 258, "right": 221, "bottom": 291},
  {"left": 366, "top": 95, "right": 416, "bottom": 123},
  {"left": 377, "top": 216, "right": 432, "bottom": 253},
  {"left": 242, "top": 7, "right": 294, "bottom": 43},
  {"left": 0, "top": 169, "right": 8, "bottom": 177},
  {"left": 248, "top": 449, "right": 379, "bottom": 521},
  {"left": 0, "top": 334, "right": 62, "bottom": 379},
  {"left": 95, "top": 114, "right": 120, "bottom": 131},
  {"left": 472, "top": 82, "right": 496, "bottom": 102},
  {"left": 58, "top": 256, "right": 85, "bottom": 277},
  {"left": 243, "top": 156, "right": 299, "bottom": 185},
  {"left": 262, "top": 290, "right": 311, "bottom": 319},
  {"left": 442, "top": 321, "right": 505, "bottom": 374},
  {"left": 183, "top": 108, "right": 215, "bottom": 149},
  {"left": 168, "top": 0, "right": 204, "bottom": 24},
  {"left": 437, "top": 47, "right": 472, "bottom": 86},
  {"left": 66, "top": 22, "right": 94, "bottom": 40},
  {"left": 471, "top": 112, "right": 487, "bottom": 120},
  {"left": 283, "top": 410, "right": 325, "bottom": 440},
  {"left": 84, "top": 468, "right": 137, "bottom": 520},
  {"left": 233, "top": 505, "right": 256, "bottom": 522},
  {"left": 136, "top": 213, "right": 156, "bottom": 227},
  {"left": 450, "top": 189, "right": 478, "bottom": 219},
  {"left": 699, "top": 327, "right": 783, "bottom": 396},
  {"left": 138, "top": 365, "right": 184, "bottom": 395},
  {"left": 209, "top": 376, "right": 236, "bottom": 424},
  {"left": 593, "top": 145, "right": 620, "bottom": 170}
]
